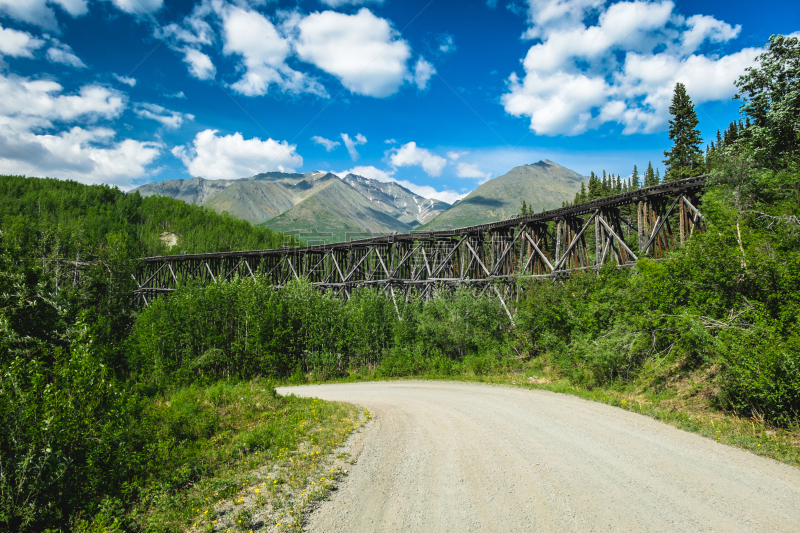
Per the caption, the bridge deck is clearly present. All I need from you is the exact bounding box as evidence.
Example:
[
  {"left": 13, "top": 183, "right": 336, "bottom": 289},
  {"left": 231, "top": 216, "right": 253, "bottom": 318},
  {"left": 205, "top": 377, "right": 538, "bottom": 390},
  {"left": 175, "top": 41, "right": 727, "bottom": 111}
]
[{"left": 133, "top": 175, "right": 706, "bottom": 312}]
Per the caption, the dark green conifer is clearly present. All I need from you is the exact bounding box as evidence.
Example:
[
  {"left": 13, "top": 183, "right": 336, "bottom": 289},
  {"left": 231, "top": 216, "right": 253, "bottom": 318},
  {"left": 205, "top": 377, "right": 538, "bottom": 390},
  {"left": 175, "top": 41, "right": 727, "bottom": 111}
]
[
  {"left": 663, "top": 82, "right": 704, "bottom": 181},
  {"left": 631, "top": 165, "right": 640, "bottom": 189}
]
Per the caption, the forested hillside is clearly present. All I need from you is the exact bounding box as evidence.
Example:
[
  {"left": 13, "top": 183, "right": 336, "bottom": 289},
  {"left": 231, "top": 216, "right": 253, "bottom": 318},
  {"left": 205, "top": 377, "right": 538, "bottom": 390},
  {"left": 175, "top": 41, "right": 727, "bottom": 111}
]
[{"left": 1, "top": 34, "right": 799, "bottom": 533}]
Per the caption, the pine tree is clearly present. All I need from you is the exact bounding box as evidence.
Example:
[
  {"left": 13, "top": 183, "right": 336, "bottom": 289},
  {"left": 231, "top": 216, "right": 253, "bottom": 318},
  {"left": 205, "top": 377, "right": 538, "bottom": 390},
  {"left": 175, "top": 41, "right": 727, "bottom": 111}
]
[
  {"left": 644, "top": 162, "right": 655, "bottom": 187},
  {"left": 655, "top": 168, "right": 661, "bottom": 183},
  {"left": 579, "top": 182, "right": 587, "bottom": 203},
  {"left": 521, "top": 200, "right": 527, "bottom": 216},
  {"left": 588, "top": 172, "right": 601, "bottom": 200},
  {"left": 631, "top": 165, "right": 640, "bottom": 189},
  {"left": 663, "top": 82, "right": 704, "bottom": 181}
]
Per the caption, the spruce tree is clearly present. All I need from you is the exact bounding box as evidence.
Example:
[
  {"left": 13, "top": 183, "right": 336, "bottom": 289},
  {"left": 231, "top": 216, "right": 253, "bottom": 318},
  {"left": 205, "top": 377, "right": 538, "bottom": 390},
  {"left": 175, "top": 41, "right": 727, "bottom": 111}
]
[
  {"left": 588, "top": 172, "right": 601, "bottom": 200},
  {"left": 579, "top": 182, "right": 587, "bottom": 203},
  {"left": 644, "top": 162, "right": 655, "bottom": 187},
  {"left": 655, "top": 168, "right": 661, "bottom": 183},
  {"left": 663, "top": 82, "right": 704, "bottom": 181},
  {"left": 631, "top": 165, "right": 640, "bottom": 189}
]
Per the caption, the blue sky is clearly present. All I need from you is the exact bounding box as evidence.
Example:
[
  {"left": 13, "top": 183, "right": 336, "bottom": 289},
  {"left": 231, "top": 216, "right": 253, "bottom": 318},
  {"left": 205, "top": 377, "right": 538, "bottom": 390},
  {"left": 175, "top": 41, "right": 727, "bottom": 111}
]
[{"left": 0, "top": 0, "right": 797, "bottom": 203}]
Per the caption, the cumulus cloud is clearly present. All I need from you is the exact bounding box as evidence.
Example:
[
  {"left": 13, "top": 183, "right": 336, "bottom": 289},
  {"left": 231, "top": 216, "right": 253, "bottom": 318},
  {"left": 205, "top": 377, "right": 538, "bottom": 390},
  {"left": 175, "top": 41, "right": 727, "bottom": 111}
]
[
  {"left": 172, "top": 129, "right": 303, "bottom": 179},
  {"left": 456, "top": 162, "right": 491, "bottom": 181},
  {"left": 46, "top": 40, "right": 86, "bottom": 68},
  {"left": 0, "top": 72, "right": 161, "bottom": 188},
  {"left": 384, "top": 138, "right": 396, "bottom": 144},
  {"left": 134, "top": 103, "right": 193, "bottom": 129},
  {"left": 0, "top": 74, "right": 124, "bottom": 126},
  {"left": 341, "top": 132, "right": 367, "bottom": 160},
  {"left": 503, "top": 0, "right": 760, "bottom": 135},
  {"left": 182, "top": 48, "right": 216, "bottom": 80},
  {"left": 222, "top": 6, "right": 326, "bottom": 97},
  {"left": 0, "top": 25, "right": 44, "bottom": 57},
  {"left": 0, "top": 0, "right": 88, "bottom": 30},
  {"left": 0, "top": 0, "right": 160, "bottom": 30},
  {"left": 312, "top": 135, "right": 340, "bottom": 151},
  {"left": 410, "top": 57, "right": 435, "bottom": 90},
  {"left": 336, "top": 164, "right": 393, "bottom": 182},
  {"left": 295, "top": 8, "right": 411, "bottom": 97},
  {"left": 389, "top": 141, "right": 447, "bottom": 177}
]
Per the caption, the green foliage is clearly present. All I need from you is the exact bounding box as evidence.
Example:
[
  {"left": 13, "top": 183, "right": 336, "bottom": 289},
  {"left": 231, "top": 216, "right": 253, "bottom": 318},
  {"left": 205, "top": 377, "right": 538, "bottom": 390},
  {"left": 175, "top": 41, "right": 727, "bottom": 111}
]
[
  {"left": 129, "top": 279, "right": 513, "bottom": 387},
  {"left": 663, "top": 82, "right": 705, "bottom": 180},
  {"left": 735, "top": 34, "right": 800, "bottom": 168}
]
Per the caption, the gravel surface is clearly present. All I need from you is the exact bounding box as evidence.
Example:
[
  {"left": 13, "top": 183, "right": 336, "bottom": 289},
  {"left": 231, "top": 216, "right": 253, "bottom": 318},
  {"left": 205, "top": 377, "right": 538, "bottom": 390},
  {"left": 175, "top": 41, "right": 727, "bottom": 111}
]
[{"left": 277, "top": 381, "right": 800, "bottom": 532}]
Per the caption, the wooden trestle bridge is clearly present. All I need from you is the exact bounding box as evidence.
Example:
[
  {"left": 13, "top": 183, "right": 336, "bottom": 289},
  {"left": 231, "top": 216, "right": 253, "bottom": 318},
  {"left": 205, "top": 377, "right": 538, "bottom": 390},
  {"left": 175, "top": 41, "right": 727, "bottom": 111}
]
[{"left": 133, "top": 175, "right": 706, "bottom": 316}]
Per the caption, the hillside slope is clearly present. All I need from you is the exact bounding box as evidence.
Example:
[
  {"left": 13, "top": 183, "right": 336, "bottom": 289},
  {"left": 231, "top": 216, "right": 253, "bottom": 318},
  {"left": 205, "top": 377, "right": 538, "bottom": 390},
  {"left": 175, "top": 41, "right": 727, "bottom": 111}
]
[
  {"left": 134, "top": 171, "right": 450, "bottom": 242},
  {"left": 418, "top": 160, "right": 586, "bottom": 231},
  {"left": 261, "top": 178, "right": 413, "bottom": 243}
]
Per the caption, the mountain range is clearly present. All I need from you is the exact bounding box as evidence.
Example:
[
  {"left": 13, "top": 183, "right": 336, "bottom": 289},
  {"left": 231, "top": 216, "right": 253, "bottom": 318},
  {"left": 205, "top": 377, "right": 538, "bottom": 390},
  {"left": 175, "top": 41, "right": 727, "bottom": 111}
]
[
  {"left": 133, "top": 160, "right": 586, "bottom": 244},
  {"left": 134, "top": 171, "right": 450, "bottom": 243}
]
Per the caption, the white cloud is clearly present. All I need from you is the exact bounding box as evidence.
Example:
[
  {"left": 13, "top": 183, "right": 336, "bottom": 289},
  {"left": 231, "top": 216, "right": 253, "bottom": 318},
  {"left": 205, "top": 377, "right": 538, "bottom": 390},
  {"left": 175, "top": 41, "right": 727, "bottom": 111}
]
[
  {"left": 335, "top": 164, "right": 393, "bottom": 182},
  {"left": 384, "top": 138, "right": 396, "bottom": 144},
  {"left": 294, "top": 8, "right": 411, "bottom": 97},
  {"left": 320, "top": 0, "right": 384, "bottom": 6},
  {"left": 172, "top": 129, "right": 303, "bottom": 179},
  {"left": 312, "top": 135, "right": 340, "bottom": 151},
  {"left": 438, "top": 34, "right": 456, "bottom": 55},
  {"left": 183, "top": 48, "right": 216, "bottom": 80},
  {"left": 0, "top": 72, "right": 160, "bottom": 188},
  {"left": 389, "top": 141, "right": 446, "bottom": 177},
  {"left": 410, "top": 57, "right": 435, "bottom": 90},
  {"left": 394, "top": 180, "right": 466, "bottom": 204},
  {"left": 167, "top": 91, "right": 186, "bottom": 98},
  {"left": 134, "top": 103, "right": 193, "bottom": 129},
  {"left": 0, "top": 25, "right": 44, "bottom": 57},
  {"left": 0, "top": 0, "right": 88, "bottom": 30},
  {"left": 106, "top": 0, "right": 163, "bottom": 15},
  {"left": 0, "top": 74, "right": 124, "bottom": 126},
  {"left": 456, "top": 162, "right": 491, "bottom": 181},
  {"left": 46, "top": 40, "right": 86, "bottom": 68},
  {"left": 222, "top": 6, "right": 326, "bottom": 97},
  {"left": 447, "top": 150, "right": 468, "bottom": 161},
  {"left": 113, "top": 73, "right": 136, "bottom": 86},
  {"left": 341, "top": 132, "right": 367, "bottom": 160},
  {"left": 503, "top": 0, "right": 759, "bottom": 135}
]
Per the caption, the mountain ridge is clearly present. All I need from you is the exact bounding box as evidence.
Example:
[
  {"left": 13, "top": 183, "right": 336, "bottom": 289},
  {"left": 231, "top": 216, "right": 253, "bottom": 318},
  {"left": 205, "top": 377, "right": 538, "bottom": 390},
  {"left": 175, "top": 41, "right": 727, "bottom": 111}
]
[{"left": 134, "top": 171, "right": 450, "bottom": 243}]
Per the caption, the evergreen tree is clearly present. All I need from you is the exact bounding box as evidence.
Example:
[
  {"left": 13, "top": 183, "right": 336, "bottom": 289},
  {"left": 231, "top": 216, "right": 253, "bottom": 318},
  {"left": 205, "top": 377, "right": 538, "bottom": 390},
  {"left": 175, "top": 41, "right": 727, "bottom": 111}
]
[
  {"left": 579, "top": 182, "right": 587, "bottom": 203},
  {"left": 655, "top": 168, "right": 661, "bottom": 183},
  {"left": 588, "top": 172, "right": 601, "bottom": 200},
  {"left": 644, "top": 162, "right": 655, "bottom": 187},
  {"left": 520, "top": 200, "right": 528, "bottom": 216},
  {"left": 631, "top": 165, "right": 640, "bottom": 189},
  {"left": 663, "top": 82, "right": 704, "bottom": 181}
]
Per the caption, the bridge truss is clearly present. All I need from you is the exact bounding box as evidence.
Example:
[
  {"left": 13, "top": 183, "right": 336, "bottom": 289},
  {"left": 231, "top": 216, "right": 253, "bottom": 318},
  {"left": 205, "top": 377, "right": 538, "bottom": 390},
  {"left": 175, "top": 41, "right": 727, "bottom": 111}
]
[{"left": 133, "top": 176, "right": 706, "bottom": 317}]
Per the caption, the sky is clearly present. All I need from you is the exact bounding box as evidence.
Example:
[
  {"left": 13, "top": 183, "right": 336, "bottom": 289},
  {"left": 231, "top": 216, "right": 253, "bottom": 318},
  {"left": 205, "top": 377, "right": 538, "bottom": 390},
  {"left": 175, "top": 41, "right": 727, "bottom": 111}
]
[{"left": 0, "top": 0, "right": 797, "bottom": 204}]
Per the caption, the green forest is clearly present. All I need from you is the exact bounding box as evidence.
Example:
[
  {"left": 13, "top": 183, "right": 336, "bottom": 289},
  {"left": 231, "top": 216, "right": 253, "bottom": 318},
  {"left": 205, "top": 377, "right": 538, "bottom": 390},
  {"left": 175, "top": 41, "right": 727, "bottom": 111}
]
[{"left": 1, "top": 35, "right": 799, "bottom": 532}]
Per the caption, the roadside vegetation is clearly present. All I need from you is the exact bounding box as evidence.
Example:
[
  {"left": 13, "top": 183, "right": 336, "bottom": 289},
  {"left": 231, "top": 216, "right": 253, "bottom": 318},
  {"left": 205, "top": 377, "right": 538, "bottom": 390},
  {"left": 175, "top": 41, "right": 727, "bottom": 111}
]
[{"left": 1, "top": 34, "right": 799, "bottom": 532}]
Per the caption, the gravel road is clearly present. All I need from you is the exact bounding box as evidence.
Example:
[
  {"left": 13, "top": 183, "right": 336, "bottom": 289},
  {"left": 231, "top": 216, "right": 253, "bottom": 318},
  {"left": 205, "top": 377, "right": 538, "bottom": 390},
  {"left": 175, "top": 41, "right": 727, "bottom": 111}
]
[{"left": 277, "top": 381, "right": 800, "bottom": 532}]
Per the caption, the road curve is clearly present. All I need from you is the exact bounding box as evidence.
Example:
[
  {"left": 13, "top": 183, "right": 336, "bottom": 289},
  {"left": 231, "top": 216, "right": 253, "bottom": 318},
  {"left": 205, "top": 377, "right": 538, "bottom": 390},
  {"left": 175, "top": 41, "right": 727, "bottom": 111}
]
[{"left": 277, "top": 381, "right": 800, "bottom": 532}]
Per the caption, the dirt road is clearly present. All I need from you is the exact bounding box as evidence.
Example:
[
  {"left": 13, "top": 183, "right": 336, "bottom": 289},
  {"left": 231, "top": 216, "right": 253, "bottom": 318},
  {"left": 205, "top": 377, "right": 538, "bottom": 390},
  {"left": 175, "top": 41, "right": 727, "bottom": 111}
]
[{"left": 277, "top": 381, "right": 800, "bottom": 532}]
